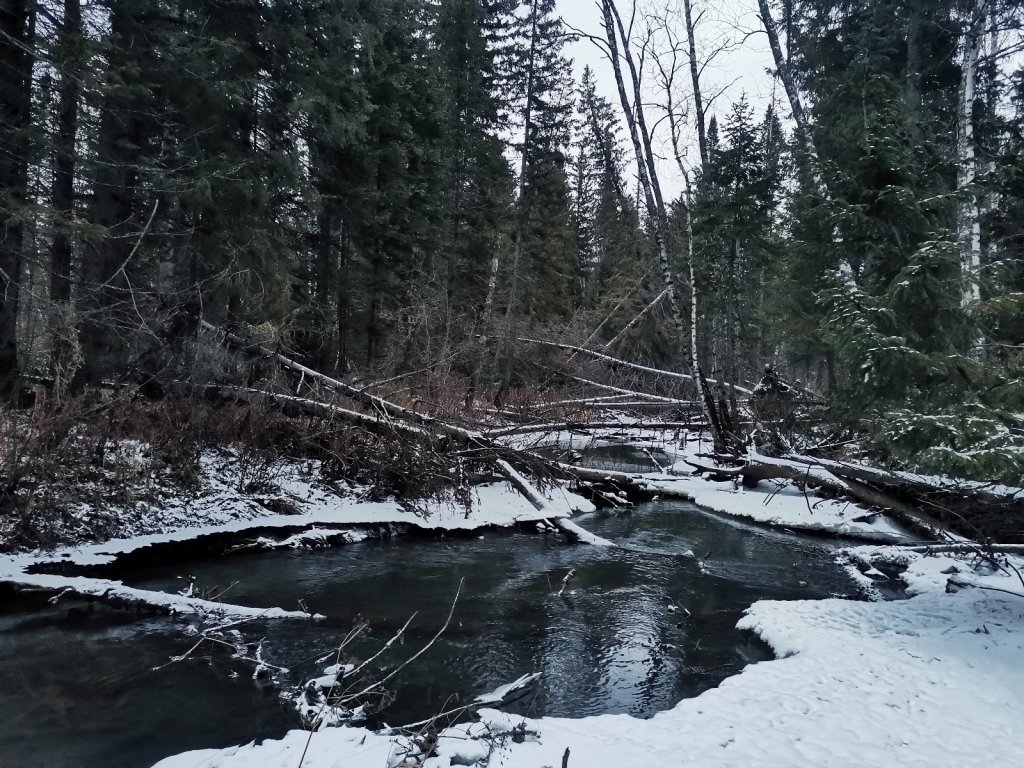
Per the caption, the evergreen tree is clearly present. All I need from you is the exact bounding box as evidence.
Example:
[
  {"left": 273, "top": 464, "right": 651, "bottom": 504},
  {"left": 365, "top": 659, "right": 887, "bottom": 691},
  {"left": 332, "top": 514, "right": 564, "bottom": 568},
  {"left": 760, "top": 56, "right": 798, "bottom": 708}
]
[{"left": 502, "top": 0, "right": 574, "bottom": 324}]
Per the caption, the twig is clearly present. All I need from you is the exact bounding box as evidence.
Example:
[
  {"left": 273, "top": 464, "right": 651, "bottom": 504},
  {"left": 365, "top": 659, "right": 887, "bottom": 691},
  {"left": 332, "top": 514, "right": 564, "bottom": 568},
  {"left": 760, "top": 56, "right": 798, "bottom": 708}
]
[
  {"left": 948, "top": 578, "right": 1024, "bottom": 600},
  {"left": 341, "top": 613, "right": 418, "bottom": 682},
  {"left": 98, "top": 199, "right": 160, "bottom": 289},
  {"left": 337, "top": 579, "right": 463, "bottom": 706},
  {"left": 557, "top": 569, "right": 576, "bottom": 597}
]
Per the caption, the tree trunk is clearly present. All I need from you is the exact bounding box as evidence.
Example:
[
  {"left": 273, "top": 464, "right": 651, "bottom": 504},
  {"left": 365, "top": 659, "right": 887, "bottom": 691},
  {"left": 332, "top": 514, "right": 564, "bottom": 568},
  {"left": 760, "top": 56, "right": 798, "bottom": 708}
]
[
  {"left": 80, "top": 3, "right": 145, "bottom": 385},
  {"left": 497, "top": 0, "right": 540, "bottom": 402},
  {"left": 957, "top": 0, "right": 986, "bottom": 317},
  {"left": 905, "top": 0, "right": 923, "bottom": 120},
  {"left": 314, "top": 205, "right": 333, "bottom": 370},
  {"left": 757, "top": 0, "right": 811, "bottom": 145},
  {"left": 682, "top": 0, "right": 708, "bottom": 171},
  {"left": 0, "top": 0, "right": 35, "bottom": 397},
  {"left": 50, "top": 0, "right": 81, "bottom": 309},
  {"left": 758, "top": 0, "right": 854, "bottom": 284},
  {"left": 600, "top": 0, "right": 727, "bottom": 450},
  {"left": 335, "top": 225, "right": 349, "bottom": 374},
  {"left": 48, "top": 0, "right": 82, "bottom": 385}
]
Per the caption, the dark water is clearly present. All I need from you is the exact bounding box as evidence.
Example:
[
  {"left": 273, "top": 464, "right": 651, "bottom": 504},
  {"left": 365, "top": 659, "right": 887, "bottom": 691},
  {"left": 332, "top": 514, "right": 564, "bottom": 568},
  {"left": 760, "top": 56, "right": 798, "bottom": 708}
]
[
  {"left": 0, "top": 500, "right": 858, "bottom": 768},
  {"left": 539, "top": 441, "right": 675, "bottom": 473},
  {"left": 0, "top": 606, "right": 293, "bottom": 768}
]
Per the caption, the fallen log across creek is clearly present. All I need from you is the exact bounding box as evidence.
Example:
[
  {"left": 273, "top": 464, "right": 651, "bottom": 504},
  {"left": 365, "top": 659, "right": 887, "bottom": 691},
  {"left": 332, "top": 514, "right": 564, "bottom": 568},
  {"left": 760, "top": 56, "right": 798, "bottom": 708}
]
[{"left": 199, "top": 321, "right": 1021, "bottom": 546}]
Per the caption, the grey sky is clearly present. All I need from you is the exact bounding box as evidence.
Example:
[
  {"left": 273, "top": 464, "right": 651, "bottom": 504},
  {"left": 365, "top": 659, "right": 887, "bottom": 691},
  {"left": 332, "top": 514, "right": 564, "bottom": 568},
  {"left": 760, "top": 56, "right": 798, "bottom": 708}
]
[{"left": 557, "top": 0, "right": 778, "bottom": 200}]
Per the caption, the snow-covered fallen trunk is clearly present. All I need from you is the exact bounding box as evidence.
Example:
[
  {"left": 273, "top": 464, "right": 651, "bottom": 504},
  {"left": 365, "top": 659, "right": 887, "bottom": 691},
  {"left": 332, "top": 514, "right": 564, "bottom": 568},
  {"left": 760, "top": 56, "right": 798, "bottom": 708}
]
[
  {"left": 495, "top": 460, "right": 613, "bottom": 547},
  {"left": 472, "top": 672, "right": 542, "bottom": 705},
  {"left": 7, "top": 572, "right": 322, "bottom": 620},
  {"left": 561, "top": 460, "right": 917, "bottom": 543}
]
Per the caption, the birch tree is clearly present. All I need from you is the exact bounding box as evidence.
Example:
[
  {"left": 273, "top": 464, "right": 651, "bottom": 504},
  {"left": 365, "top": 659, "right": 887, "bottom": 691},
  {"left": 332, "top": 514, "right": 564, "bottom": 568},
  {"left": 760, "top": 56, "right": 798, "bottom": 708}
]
[
  {"left": 600, "top": 0, "right": 728, "bottom": 449},
  {"left": 957, "top": 0, "right": 988, "bottom": 312},
  {"left": 757, "top": 0, "right": 854, "bottom": 283}
]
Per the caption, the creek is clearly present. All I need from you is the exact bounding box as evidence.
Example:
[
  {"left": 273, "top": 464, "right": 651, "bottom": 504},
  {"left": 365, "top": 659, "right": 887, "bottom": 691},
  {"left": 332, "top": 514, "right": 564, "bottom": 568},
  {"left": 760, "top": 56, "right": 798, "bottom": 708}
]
[{"left": 0, "top": 499, "right": 860, "bottom": 768}]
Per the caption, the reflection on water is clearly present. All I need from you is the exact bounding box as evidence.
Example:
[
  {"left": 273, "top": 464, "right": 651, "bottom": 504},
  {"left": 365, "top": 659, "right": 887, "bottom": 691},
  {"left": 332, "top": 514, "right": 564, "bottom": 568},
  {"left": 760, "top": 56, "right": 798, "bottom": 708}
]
[
  {"left": 541, "top": 441, "right": 677, "bottom": 473},
  {"left": 0, "top": 500, "right": 857, "bottom": 767}
]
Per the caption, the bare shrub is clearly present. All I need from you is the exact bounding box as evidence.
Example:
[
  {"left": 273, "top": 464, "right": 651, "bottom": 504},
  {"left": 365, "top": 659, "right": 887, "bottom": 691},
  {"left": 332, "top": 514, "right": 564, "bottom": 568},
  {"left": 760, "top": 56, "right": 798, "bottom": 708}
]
[{"left": 49, "top": 302, "right": 83, "bottom": 403}]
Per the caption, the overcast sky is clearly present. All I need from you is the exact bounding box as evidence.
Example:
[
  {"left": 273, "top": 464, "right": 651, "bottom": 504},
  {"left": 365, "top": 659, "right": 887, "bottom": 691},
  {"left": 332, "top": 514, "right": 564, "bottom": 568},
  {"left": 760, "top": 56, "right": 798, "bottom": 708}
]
[{"left": 556, "top": 0, "right": 778, "bottom": 200}]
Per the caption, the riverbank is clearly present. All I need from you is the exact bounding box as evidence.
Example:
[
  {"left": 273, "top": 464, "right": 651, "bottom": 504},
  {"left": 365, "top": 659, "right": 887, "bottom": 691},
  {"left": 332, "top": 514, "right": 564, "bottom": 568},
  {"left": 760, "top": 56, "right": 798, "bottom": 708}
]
[
  {"left": 0, "top": 450, "right": 595, "bottom": 619},
  {"left": 154, "top": 542, "right": 1024, "bottom": 768},
  {"left": 5, "top": 431, "right": 1022, "bottom": 768}
]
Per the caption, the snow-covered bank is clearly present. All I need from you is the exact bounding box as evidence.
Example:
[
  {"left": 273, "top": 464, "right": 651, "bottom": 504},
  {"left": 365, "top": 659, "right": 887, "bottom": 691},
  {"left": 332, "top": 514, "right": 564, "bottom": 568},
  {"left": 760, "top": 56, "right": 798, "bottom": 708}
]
[
  {"left": 645, "top": 471, "right": 917, "bottom": 542},
  {"left": 509, "top": 425, "right": 921, "bottom": 543},
  {"left": 0, "top": 453, "right": 594, "bottom": 619},
  {"left": 155, "top": 549, "right": 1024, "bottom": 768}
]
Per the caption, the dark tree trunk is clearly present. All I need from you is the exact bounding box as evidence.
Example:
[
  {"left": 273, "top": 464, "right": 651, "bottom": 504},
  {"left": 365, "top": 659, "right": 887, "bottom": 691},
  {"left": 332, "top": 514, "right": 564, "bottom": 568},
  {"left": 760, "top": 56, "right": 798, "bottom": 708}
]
[
  {"left": 335, "top": 227, "right": 349, "bottom": 373},
  {"left": 50, "top": 0, "right": 81, "bottom": 308},
  {"left": 905, "top": 0, "right": 923, "bottom": 119},
  {"left": 757, "top": 0, "right": 811, "bottom": 141},
  {"left": 682, "top": 0, "right": 707, "bottom": 171},
  {"left": 314, "top": 205, "right": 333, "bottom": 369},
  {"left": 80, "top": 3, "right": 145, "bottom": 385},
  {"left": 0, "top": 0, "right": 35, "bottom": 397}
]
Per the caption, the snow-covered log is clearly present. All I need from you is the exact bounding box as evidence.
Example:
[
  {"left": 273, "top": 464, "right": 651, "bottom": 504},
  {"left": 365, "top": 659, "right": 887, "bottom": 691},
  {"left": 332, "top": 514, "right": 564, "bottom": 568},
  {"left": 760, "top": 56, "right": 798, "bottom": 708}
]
[
  {"left": 495, "top": 460, "right": 613, "bottom": 546},
  {"left": 486, "top": 420, "right": 705, "bottom": 439},
  {"left": 9, "top": 572, "right": 323, "bottom": 620}
]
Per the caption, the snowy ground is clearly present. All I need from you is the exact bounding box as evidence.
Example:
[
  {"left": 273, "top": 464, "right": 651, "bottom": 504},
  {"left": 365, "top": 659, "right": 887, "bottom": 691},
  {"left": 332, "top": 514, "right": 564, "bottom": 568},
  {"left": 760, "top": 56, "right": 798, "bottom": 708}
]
[
  {"left": 0, "top": 451, "right": 594, "bottom": 620},
  {"left": 643, "top": 471, "right": 916, "bottom": 542},
  {"left": 155, "top": 544, "right": 1024, "bottom": 768}
]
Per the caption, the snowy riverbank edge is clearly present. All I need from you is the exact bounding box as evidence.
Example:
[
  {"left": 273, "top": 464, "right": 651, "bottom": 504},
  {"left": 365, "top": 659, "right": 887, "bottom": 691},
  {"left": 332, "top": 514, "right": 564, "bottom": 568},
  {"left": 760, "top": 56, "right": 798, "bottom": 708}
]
[
  {"left": 155, "top": 545, "right": 1024, "bottom": 768},
  {"left": 516, "top": 426, "right": 921, "bottom": 543},
  {"left": 0, "top": 456, "right": 596, "bottom": 619}
]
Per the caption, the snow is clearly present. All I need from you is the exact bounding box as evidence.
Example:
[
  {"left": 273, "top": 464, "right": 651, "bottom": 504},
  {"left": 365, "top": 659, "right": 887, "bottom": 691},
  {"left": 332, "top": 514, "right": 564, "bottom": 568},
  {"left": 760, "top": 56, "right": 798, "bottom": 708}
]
[
  {"left": 31, "top": 428, "right": 1018, "bottom": 768},
  {"left": 2, "top": 572, "right": 323, "bottom": 620},
  {"left": 252, "top": 527, "right": 372, "bottom": 550},
  {"left": 14, "top": 426, "right": 1022, "bottom": 768},
  {"left": 887, "top": 468, "right": 1024, "bottom": 501},
  {"left": 570, "top": 463, "right": 915, "bottom": 543},
  {"left": 552, "top": 517, "right": 614, "bottom": 546},
  {"left": 843, "top": 544, "right": 1024, "bottom": 599},
  {"left": 154, "top": 548, "right": 1024, "bottom": 768},
  {"left": 655, "top": 473, "right": 918, "bottom": 543},
  {"left": 473, "top": 672, "right": 542, "bottom": 705},
  {"left": 1, "top": 473, "right": 592, "bottom": 571}
]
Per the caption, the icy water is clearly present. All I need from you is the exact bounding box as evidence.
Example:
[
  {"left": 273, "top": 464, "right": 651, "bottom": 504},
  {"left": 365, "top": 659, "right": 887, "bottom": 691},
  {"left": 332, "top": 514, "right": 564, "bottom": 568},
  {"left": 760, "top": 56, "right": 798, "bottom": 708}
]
[{"left": 0, "top": 500, "right": 858, "bottom": 768}]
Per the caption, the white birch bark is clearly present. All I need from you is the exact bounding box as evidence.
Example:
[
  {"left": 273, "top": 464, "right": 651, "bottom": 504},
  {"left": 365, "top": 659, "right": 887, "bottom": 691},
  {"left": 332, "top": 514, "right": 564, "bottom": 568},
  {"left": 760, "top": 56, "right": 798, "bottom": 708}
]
[
  {"left": 682, "top": 0, "right": 708, "bottom": 171},
  {"left": 600, "top": 0, "right": 729, "bottom": 449},
  {"left": 957, "top": 0, "right": 988, "bottom": 310}
]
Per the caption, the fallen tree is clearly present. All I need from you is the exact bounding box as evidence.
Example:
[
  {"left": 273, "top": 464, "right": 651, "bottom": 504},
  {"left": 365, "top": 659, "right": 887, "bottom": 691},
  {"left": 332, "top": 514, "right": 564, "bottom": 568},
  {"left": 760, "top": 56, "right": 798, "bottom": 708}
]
[
  {"left": 196, "top": 320, "right": 1021, "bottom": 544},
  {"left": 520, "top": 336, "right": 755, "bottom": 396}
]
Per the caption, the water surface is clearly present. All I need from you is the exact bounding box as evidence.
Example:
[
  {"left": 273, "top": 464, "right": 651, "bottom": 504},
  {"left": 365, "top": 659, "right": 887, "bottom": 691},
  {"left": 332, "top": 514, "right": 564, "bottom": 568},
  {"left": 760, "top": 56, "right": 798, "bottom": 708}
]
[{"left": 0, "top": 500, "right": 857, "bottom": 767}]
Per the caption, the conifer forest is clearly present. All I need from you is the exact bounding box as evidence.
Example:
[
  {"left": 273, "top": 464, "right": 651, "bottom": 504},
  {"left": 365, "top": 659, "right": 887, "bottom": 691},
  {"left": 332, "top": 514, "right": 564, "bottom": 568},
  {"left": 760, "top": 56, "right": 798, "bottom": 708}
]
[{"left": 2, "top": 0, "right": 1023, "bottom": 480}]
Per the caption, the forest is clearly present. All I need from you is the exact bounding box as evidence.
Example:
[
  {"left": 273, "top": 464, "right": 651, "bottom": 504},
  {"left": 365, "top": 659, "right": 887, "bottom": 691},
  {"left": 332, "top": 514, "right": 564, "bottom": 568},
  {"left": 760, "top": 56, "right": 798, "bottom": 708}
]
[
  {"left": 1, "top": 0, "right": 1021, "bottom": 484},
  {"left": 2, "top": 2, "right": 1024, "bottom": 767}
]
